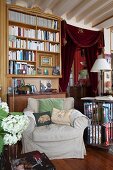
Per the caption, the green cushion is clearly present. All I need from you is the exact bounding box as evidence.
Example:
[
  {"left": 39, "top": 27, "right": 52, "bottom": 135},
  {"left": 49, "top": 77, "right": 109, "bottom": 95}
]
[
  {"left": 39, "top": 98, "right": 64, "bottom": 113},
  {"left": 33, "top": 111, "right": 51, "bottom": 127}
]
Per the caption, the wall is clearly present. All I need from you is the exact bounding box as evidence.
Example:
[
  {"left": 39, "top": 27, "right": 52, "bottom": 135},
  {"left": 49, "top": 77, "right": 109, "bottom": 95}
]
[{"left": 104, "top": 28, "right": 111, "bottom": 54}]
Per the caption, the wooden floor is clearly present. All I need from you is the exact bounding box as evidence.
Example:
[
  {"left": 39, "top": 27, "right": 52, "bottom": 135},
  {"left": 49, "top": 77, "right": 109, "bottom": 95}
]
[{"left": 51, "top": 147, "right": 113, "bottom": 170}]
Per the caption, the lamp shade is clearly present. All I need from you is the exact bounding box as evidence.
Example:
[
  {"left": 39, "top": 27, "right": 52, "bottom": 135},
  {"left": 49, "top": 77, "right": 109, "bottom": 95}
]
[{"left": 91, "top": 58, "right": 111, "bottom": 72}]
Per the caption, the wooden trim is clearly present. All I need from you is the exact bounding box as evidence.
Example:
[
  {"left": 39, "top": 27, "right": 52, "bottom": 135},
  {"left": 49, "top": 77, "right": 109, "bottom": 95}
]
[
  {"left": 7, "top": 4, "right": 62, "bottom": 20},
  {"left": 0, "top": 1, "right": 7, "bottom": 101}
]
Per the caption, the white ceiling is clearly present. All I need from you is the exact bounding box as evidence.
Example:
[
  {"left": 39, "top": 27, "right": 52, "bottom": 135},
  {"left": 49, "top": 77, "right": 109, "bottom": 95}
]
[{"left": 7, "top": 0, "right": 113, "bottom": 30}]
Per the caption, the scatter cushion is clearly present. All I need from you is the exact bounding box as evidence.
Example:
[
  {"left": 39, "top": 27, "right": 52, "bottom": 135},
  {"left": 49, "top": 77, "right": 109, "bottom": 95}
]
[
  {"left": 27, "top": 97, "right": 74, "bottom": 113},
  {"left": 27, "top": 98, "right": 39, "bottom": 113},
  {"left": 63, "top": 97, "right": 74, "bottom": 110},
  {"left": 39, "top": 98, "right": 64, "bottom": 113},
  {"left": 33, "top": 111, "right": 51, "bottom": 127},
  {"left": 51, "top": 108, "right": 73, "bottom": 125}
]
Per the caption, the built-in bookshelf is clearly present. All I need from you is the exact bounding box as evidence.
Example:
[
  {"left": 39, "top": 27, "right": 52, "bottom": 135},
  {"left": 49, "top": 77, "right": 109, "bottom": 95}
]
[
  {"left": 7, "top": 5, "right": 61, "bottom": 77},
  {"left": 7, "top": 5, "right": 62, "bottom": 94}
]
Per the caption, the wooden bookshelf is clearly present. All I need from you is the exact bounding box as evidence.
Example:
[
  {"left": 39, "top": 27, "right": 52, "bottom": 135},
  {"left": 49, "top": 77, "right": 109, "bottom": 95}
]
[{"left": 7, "top": 4, "right": 62, "bottom": 94}]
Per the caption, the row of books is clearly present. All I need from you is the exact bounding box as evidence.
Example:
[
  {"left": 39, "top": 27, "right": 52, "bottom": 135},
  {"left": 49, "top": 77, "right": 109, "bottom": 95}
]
[
  {"left": 88, "top": 125, "right": 102, "bottom": 144},
  {"left": 9, "top": 10, "right": 58, "bottom": 29},
  {"left": 37, "top": 17, "right": 58, "bottom": 29},
  {"left": 9, "top": 26, "right": 36, "bottom": 38},
  {"left": 9, "top": 39, "right": 27, "bottom": 49},
  {"left": 86, "top": 123, "right": 113, "bottom": 146},
  {"left": 9, "top": 39, "right": 60, "bottom": 52},
  {"left": 9, "top": 61, "right": 36, "bottom": 75},
  {"left": 84, "top": 102, "right": 112, "bottom": 123},
  {"left": 37, "top": 30, "right": 59, "bottom": 42},
  {"left": 9, "top": 26, "right": 60, "bottom": 42},
  {"left": 9, "top": 50, "right": 36, "bottom": 61},
  {"left": 27, "top": 41, "right": 60, "bottom": 52},
  {"left": 9, "top": 10, "right": 36, "bottom": 25}
]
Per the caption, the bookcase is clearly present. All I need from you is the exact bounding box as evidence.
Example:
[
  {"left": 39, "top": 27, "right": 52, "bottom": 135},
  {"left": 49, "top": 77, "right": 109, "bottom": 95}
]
[
  {"left": 82, "top": 97, "right": 113, "bottom": 149},
  {"left": 6, "top": 5, "right": 62, "bottom": 93}
]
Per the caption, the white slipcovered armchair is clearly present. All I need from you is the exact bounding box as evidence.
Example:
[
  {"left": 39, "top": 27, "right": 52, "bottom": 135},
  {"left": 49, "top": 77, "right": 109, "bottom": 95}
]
[{"left": 22, "top": 97, "right": 89, "bottom": 159}]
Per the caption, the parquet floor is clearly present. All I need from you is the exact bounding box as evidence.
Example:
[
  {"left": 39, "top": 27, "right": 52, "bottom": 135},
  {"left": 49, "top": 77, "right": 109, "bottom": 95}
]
[{"left": 51, "top": 147, "right": 113, "bottom": 170}]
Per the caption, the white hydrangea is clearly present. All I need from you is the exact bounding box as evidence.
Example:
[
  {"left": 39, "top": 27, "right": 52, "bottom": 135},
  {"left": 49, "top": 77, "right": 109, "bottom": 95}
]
[
  {"left": 0, "top": 102, "right": 9, "bottom": 113},
  {"left": 1, "top": 115, "right": 30, "bottom": 145},
  {"left": 3, "top": 134, "right": 18, "bottom": 145}
]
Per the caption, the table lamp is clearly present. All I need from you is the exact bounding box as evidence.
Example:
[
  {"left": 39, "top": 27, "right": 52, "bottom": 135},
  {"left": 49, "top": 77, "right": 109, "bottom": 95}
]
[{"left": 90, "top": 58, "right": 111, "bottom": 96}]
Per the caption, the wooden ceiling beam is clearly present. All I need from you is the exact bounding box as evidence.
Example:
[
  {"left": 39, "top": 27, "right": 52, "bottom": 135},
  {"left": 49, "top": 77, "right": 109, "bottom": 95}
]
[
  {"left": 76, "top": 0, "right": 111, "bottom": 22},
  {"left": 66, "top": 0, "right": 93, "bottom": 20},
  {"left": 84, "top": 1, "right": 113, "bottom": 24},
  {"left": 92, "top": 10, "right": 113, "bottom": 27},
  {"left": 51, "top": 0, "right": 77, "bottom": 16},
  {"left": 37, "top": 0, "right": 54, "bottom": 10}
]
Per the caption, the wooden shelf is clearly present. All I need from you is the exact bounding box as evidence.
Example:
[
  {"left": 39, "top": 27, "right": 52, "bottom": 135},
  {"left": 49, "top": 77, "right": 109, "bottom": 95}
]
[
  {"left": 6, "top": 4, "right": 62, "bottom": 94},
  {"left": 7, "top": 74, "right": 62, "bottom": 78}
]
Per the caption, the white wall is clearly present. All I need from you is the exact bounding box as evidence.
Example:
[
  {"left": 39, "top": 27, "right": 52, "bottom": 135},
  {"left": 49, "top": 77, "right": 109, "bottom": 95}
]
[{"left": 104, "top": 28, "right": 111, "bottom": 54}]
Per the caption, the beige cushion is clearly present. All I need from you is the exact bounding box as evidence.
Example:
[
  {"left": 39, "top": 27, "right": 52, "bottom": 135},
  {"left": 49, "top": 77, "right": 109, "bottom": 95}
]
[
  {"left": 27, "top": 97, "right": 74, "bottom": 113},
  {"left": 51, "top": 108, "right": 73, "bottom": 125},
  {"left": 63, "top": 97, "right": 74, "bottom": 110},
  {"left": 27, "top": 98, "right": 40, "bottom": 113}
]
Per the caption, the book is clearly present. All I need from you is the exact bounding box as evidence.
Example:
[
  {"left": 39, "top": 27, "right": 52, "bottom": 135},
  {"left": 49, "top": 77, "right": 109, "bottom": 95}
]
[{"left": 11, "top": 151, "right": 55, "bottom": 170}]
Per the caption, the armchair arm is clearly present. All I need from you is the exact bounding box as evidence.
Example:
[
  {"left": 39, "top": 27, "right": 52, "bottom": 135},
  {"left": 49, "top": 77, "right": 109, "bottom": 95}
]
[
  {"left": 23, "top": 109, "right": 36, "bottom": 134},
  {"left": 70, "top": 109, "right": 89, "bottom": 130}
]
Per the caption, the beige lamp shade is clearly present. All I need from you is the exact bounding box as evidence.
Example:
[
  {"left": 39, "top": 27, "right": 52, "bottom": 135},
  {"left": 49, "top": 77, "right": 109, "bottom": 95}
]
[{"left": 91, "top": 58, "right": 111, "bottom": 72}]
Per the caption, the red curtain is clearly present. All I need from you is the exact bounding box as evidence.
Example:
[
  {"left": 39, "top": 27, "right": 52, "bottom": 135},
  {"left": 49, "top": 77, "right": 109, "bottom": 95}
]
[
  {"left": 74, "top": 49, "right": 86, "bottom": 83},
  {"left": 59, "top": 20, "right": 104, "bottom": 96},
  {"left": 60, "top": 33, "right": 76, "bottom": 92}
]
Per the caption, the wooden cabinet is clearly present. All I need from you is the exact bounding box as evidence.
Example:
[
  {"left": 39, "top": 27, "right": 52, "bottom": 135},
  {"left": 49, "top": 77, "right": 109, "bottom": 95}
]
[
  {"left": 69, "top": 86, "right": 92, "bottom": 113},
  {"left": 6, "top": 5, "right": 62, "bottom": 94},
  {"left": 8, "top": 92, "right": 66, "bottom": 112}
]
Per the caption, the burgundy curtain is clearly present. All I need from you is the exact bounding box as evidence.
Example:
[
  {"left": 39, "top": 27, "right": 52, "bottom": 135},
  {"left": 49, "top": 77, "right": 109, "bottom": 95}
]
[
  {"left": 60, "top": 34, "right": 76, "bottom": 92},
  {"left": 74, "top": 49, "right": 86, "bottom": 83},
  {"left": 59, "top": 20, "right": 104, "bottom": 95}
]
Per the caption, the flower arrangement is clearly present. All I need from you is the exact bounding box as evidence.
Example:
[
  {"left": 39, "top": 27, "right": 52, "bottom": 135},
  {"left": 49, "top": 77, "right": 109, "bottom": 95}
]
[{"left": 0, "top": 102, "right": 30, "bottom": 154}]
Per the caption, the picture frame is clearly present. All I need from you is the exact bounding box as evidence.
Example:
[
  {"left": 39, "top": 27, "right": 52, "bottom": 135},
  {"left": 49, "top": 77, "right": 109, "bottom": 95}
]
[{"left": 40, "top": 55, "right": 53, "bottom": 67}]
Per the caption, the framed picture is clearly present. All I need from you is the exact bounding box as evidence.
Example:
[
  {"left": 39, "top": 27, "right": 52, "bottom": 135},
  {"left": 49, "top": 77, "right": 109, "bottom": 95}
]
[{"left": 40, "top": 55, "right": 53, "bottom": 67}]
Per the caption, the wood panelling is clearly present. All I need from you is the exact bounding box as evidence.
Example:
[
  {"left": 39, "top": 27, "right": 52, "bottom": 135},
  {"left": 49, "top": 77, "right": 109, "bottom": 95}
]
[{"left": 0, "top": 0, "right": 7, "bottom": 101}]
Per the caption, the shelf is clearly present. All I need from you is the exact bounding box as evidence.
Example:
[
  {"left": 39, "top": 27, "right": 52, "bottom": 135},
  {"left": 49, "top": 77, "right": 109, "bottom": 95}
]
[
  {"left": 9, "top": 35, "right": 60, "bottom": 44},
  {"left": 9, "top": 48, "right": 60, "bottom": 54},
  {"left": 9, "top": 59, "right": 36, "bottom": 63},
  {"left": 9, "top": 20, "right": 60, "bottom": 32},
  {"left": 7, "top": 74, "right": 62, "bottom": 78}
]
